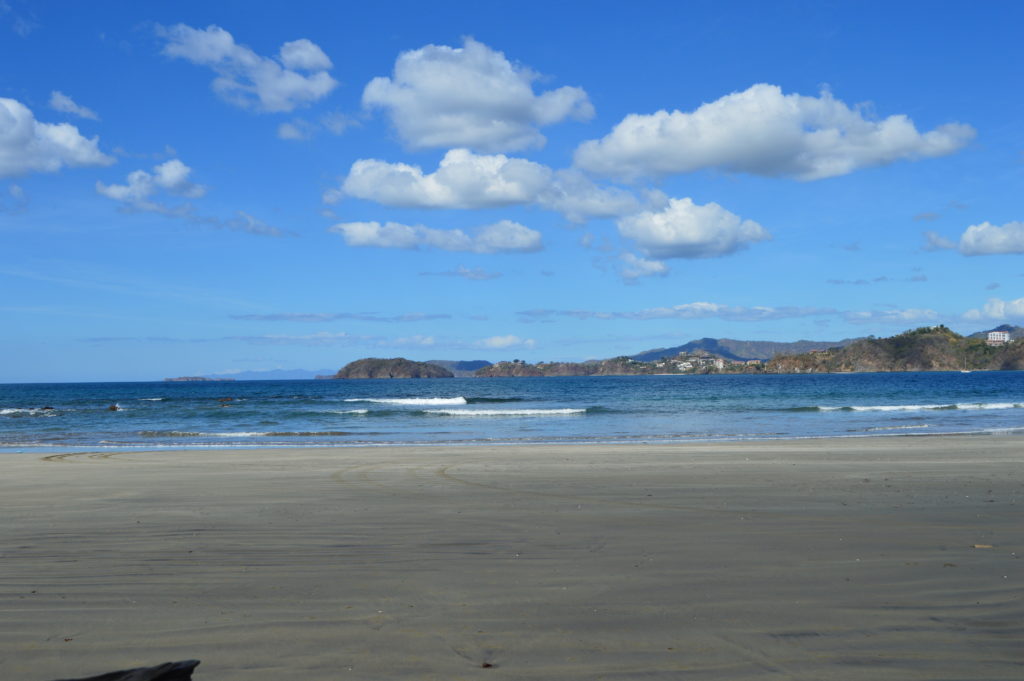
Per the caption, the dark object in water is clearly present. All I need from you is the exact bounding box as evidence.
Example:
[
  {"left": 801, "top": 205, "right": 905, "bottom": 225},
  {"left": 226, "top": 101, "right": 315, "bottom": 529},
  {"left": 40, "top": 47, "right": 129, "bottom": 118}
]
[
  {"left": 51, "top": 659, "right": 200, "bottom": 681},
  {"left": 107, "top": 404, "right": 120, "bottom": 412},
  {"left": 217, "top": 397, "right": 233, "bottom": 402}
]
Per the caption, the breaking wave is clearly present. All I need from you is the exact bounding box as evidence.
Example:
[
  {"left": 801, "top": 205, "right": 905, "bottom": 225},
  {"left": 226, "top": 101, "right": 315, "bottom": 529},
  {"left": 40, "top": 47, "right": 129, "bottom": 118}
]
[
  {"left": 140, "top": 430, "right": 351, "bottom": 438},
  {"left": 791, "top": 402, "right": 1024, "bottom": 413},
  {"left": 424, "top": 408, "right": 588, "bottom": 417},
  {"left": 1, "top": 407, "right": 57, "bottom": 417},
  {"left": 343, "top": 397, "right": 468, "bottom": 406}
]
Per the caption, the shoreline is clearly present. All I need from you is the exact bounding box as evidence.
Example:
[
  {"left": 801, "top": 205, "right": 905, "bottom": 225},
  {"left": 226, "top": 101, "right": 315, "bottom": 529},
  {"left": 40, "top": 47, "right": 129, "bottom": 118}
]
[
  {"left": 3, "top": 436, "right": 1022, "bottom": 680},
  {"left": 3, "top": 424, "right": 1022, "bottom": 456}
]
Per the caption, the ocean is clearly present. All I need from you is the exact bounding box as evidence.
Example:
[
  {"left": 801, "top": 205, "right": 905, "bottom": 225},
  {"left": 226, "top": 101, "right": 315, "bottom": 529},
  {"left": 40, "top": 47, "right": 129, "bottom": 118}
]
[{"left": 2, "top": 372, "right": 1023, "bottom": 451}]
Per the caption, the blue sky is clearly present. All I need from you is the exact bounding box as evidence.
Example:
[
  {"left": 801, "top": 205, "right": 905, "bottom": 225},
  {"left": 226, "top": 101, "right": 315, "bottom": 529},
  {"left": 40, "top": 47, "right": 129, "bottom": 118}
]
[{"left": 2, "top": 0, "right": 1022, "bottom": 382}]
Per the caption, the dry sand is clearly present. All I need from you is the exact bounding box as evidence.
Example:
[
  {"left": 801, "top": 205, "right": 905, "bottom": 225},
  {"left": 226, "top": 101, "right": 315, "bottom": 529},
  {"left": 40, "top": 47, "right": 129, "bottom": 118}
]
[{"left": 1, "top": 436, "right": 1022, "bottom": 680}]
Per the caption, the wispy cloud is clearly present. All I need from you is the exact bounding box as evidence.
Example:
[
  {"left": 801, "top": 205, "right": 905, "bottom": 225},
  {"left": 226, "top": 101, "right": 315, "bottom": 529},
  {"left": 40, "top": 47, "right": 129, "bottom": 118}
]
[
  {"left": 0, "top": 183, "right": 28, "bottom": 214},
  {"left": 329, "top": 219, "right": 541, "bottom": 253},
  {"left": 49, "top": 91, "right": 99, "bottom": 120},
  {"left": 277, "top": 112, "right": 355, "bottom": 141},
  {"left": 82, "top": 330, "right": 530, "bottom": 351},
  {"left": 477, "top": 334, "right": 535, "bottom": 349},
  {"left": 520, "top": 302, "right": 949, "bottom": 327},
  {"left": 1, "top": 0, "right": 37, "bottom": 37},
  {"left": 619, "top": 253, "right": 668, "bottom": 280},
  {"left": 96, "top": 159, "right": 283, "bottom": 236},
  {"left": 842, "top": 308, "right": 938, "bottom": 324},
  {"left": 419, "top": 265, "right": 502, "bottom": 281},
  {"left": 827, "top": 274, "right": 927, "bottom": 285},
  {"left": 230, "top": 312, "right": 452, "bottom": 322},
  {"left": 520, "top": 302, "right": 834, "bottom": 322}
]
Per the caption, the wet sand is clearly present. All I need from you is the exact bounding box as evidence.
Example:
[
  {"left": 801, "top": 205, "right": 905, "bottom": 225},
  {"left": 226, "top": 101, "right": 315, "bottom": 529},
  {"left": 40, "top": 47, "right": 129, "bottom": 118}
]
[{"left": 2, "top": 436, "right": 1022, "bottom": 680}]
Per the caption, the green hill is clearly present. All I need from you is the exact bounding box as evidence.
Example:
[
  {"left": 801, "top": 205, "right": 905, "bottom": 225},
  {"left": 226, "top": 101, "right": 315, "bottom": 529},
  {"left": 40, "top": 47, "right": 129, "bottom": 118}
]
[{"left": 767, "top": 326, "right": 1024, "bottom": 373}]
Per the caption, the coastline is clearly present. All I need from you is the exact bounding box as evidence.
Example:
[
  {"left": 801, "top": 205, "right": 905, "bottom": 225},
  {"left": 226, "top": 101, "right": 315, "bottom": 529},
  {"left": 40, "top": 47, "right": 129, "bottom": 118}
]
[{"left": 3, "top": 436, "right": 1022, "bottom": 680}]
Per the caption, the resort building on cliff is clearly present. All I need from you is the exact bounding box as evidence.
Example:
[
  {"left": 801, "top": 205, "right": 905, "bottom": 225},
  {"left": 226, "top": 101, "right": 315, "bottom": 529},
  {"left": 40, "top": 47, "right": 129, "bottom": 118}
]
[{"left": 987, "top": 330, "right": 1011, "bottom": 346}]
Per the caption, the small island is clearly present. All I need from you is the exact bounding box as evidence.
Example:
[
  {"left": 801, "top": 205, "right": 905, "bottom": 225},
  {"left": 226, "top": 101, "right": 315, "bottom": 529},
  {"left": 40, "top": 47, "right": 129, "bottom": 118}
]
[{"left": 328, "top": 357, "right": 455, "bottom": 379}]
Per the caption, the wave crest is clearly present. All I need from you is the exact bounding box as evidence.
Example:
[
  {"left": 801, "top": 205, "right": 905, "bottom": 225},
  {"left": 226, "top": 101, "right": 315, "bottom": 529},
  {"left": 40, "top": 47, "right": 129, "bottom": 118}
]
[{"left": 344, "top": 397, "right": 468, "bottom": 405}]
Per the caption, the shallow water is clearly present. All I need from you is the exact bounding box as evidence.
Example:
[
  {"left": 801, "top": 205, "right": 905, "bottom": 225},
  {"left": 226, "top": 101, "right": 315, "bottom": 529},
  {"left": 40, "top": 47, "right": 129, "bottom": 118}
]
[{"left": 2, "top": 372, "right": 1024, "bottom": 451}]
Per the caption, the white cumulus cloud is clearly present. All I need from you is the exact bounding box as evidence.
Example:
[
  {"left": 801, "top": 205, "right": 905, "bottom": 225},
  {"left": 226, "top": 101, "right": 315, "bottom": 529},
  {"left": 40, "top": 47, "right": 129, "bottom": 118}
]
[
  {"left": 363, "top": 37, "right": 593, "bottom": 152},
  {"left": 964, "top": 298, "right": 1024, "bottom": 321},
  {"left": 924, "top": 221, "right": 1024, "bottom": 255},
  {"left": 96, "top": 159, "right": 207, "bottom": 211},
  {"left": 537, "top": 169, "right": 639, "bottom": 223},
  {"left": 617, "top": 197, "right": 770, "bottom": 259},
  {"left": 620, "top": 253, "right": 668, "bottom": 280},
  {"left": 159, "top": 24, "right": 337, "bottom": 113},
  {"left": 574, "top": 83, "right": 975, "bottom": 181},
  {"left": 49, "top": 91, "right": 99, "bottom": 120},
  {"left": 332, "top": 148, "right": 637, "bottom": 222},
  {"left": 329, "top": 219, "right": 542, "bottom": 254},
  {"left": 958, "top": 221, "right": 1024, "bottom": 255},
  {"left": 338, "top": 148, "right": 550, "bottom": 209},
  {"left": 0, "top": 97, "right": 113, "bottom": 178},
  {"left": 479, "top": 334, "right": 535, "bottom": 349}
]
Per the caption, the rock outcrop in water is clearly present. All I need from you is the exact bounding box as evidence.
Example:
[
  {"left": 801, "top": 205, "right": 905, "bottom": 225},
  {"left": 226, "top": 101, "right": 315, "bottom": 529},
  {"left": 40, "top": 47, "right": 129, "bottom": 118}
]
[{"left": 331, "top": 357, "right": 454, "bottom": 379}]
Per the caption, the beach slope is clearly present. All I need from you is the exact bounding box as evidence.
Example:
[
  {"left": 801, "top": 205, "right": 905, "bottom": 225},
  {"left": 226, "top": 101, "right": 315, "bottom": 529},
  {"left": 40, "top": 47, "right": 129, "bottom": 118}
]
[{"left": 2, "top": 437, "right": 1021, "bottom": 680}]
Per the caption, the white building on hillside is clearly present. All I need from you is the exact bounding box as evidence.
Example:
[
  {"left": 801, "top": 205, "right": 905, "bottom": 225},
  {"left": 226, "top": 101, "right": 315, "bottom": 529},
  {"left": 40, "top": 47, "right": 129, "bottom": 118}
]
[{"left": 987, "top": 330, "right": 1011, "bottom": 346}]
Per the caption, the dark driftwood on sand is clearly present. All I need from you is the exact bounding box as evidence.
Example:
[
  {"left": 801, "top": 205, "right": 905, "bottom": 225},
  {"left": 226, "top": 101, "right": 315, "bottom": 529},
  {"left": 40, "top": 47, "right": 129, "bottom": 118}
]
[{"left": 52, "top": 659, "right": 199, "bottom": 681}]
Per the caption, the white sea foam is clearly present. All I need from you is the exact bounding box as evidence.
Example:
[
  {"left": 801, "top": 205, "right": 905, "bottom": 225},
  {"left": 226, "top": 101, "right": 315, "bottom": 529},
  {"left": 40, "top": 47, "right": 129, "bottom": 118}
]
[
  {"left": 821, "top": 402, "right": 1023, "bottom": 412},
  {"left": 330, "top": 409, "right": 369, "bottom": 415},
  {"left": 344, "top": 397, "right": 468, "bottom": 405},
  {"left": 139, "top": 397, "right": 165, "bottom": 401},
  {"left": 425, "top": 408, "right": 587, "bottom": 416},
  {"left": 1, "top": 405, "right": 56, "bottom": 417},
  {"left": 955, "top": 402, "right": 1021, "bottom": 410},
  {"left": 198, "top": 432, "right": 269, "bottom": 437}
]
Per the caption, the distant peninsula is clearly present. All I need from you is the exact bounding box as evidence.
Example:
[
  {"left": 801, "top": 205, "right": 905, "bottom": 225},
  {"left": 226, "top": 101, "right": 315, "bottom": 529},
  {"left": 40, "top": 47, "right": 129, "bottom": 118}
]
[
  {"left": 327, "top": 357, "right": 454, "bottom": 379},
  {"left": 179, "top": 324, "right": 1024, "bottom": 381},
  {"left": 766, "top": 325, "right": 1024, "bottom": 373},
  {"left": 164, "top": 376, "right": 235, "bottom": 382},
  {"left": 477, "top": 326, "right": 1024, "bottom": 376}
]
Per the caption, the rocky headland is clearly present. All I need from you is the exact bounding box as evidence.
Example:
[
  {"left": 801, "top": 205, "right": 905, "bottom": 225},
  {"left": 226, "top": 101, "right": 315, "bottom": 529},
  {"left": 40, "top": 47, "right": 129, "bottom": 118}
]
[
  {"left": 765, "top": 325, "right": 1024, "bottom": 373},
  {"left": 329, "top": 357, "right": 454, "bottom": 379}
]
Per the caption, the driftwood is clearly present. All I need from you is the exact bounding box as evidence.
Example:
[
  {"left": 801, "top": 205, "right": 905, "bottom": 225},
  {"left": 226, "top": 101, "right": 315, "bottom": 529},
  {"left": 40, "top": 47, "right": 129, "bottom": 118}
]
[{"left": 52, "top": 659, "right": 199, "bottom": 681}]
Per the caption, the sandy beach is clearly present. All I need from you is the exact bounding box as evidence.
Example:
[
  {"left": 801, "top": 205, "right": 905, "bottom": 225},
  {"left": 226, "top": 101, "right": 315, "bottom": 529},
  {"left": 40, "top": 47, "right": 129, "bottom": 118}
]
[{"left": 2, "top": 436, "right": 1021, "bottom": 680}]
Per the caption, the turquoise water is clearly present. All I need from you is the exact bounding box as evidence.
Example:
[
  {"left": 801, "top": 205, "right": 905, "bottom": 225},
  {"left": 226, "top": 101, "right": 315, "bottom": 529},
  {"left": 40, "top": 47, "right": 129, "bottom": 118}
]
[{"left": 2, "top": 372, "right": 1024, "bottom": 451}]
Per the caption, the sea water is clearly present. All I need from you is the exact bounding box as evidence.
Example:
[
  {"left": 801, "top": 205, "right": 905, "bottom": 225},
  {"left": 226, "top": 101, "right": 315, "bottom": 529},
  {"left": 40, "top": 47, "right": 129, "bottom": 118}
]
[{"left": 2, "top": 372, "right": 1023, "bottom": 451}]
